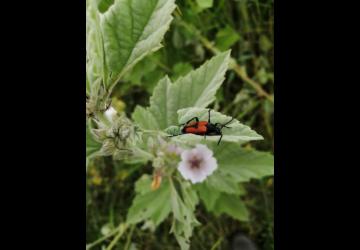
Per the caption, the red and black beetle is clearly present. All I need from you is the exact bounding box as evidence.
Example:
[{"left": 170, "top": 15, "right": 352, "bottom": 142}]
[{"left": 172, "top": 109, "right": 234, "bottom": 145}]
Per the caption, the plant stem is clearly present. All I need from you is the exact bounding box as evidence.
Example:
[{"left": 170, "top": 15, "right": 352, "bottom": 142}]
[
  {"left": 124, "top": 224, "right": 135, "bottom": 250},
  {"left": 178, "top": 20, "right": 274, "bottom": 103},
  {"left": 105, "top": 223, "right": 128, "bottom": 250},
  {"left": 230, "top": 61, "right": 274, "bottom": 103},
  {"left": 86, "top": 224, "right": 121, "bottom": 250},
  {"left": 211, "top": 236, "right": 223, "bottom": 250}
]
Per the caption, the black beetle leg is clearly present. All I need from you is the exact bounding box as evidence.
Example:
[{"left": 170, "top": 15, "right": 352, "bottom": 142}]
[
  {"left": 184, "top": 117, "right": 200, "bottom": 128},
  {"left": 217, "top": 132, "right": 223, "bottom": 145}
]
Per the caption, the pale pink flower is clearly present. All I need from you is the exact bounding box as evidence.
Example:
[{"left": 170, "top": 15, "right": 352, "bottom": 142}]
[{"left": 178, "top": 144, "right": 217, "bottom": 184}]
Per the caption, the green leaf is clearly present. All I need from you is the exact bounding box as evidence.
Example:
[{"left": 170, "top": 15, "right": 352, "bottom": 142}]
[
  {"left": 169, "top": 180, "right": 200, "bottom": 250},
  {"left": 196, "top": 0, "right": 213, "bottom": 10},
  {"left": 86, "top": 0, "right": 106, "bottom": 88},
  {"left": 213, "top": 193, "right": 249, "bottom": 221},
  {"left": 206, "top": 173, "right": 243, "bottom": 195},
  {"left": 259, "top": 35, "right": 273, "bottom": 52},
  {"left": 127, "top": 175, "right": 171, "bottom": 226},
  {"left": 132, "top": 51, "right": 231, "bottom": 130},
  {"left": 123, "top": 53, "right": 160, "bottom": 84},
  {"left": 132, "top": 106, "right": 160, "bottom": 130},
  {"left": 171, "top": 63, "right": 193, "bottom": 81},
  {"left": 215, "top": 144, "right": 274, "bottom": 182},
  {"left": 215, "top": 25, "right": 241, "bottom": 51},
  {"left": 195, "top": 182, "right": 220, "bottom": 211},
  {"left": 171, "top": 107, "right": 263, "bottom": 144},
  {"left": 148, "top": 76, "right": 173, "bottom": 129},
  {"left": 169, "top": 51, "right": 230, "bottom": 121},
  {"left": 86, "top": 123, "right": 102, "bottom": 169},
  {"left": 196, "top": 182, "right": 248, "bottom": 221},
  {"left": 100, "top": 0, "right": 176, "bottom": 88},
  {"left": 97, "top": 0, "right": 114, "bottom": 13}
]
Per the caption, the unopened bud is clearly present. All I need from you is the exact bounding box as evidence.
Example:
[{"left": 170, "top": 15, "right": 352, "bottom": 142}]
[
  {"left": 100, "top": 139, "right": 116, "bottom": 156},
  {"left": 153, "top": 157, "right": 165, "bottom": 169},
  {"left": 151, "top": 172, "right": 162, "bottom": 191},
  {"left": 92, "top": 128, "right": 108, "bottom": 141}
]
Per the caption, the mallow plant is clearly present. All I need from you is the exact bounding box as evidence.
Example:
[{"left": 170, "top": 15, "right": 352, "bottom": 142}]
[{"left": 86, "top": 0, "right": 274, "bottom": 249}]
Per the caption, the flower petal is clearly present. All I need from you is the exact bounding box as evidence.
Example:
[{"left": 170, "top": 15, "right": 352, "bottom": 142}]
[
  {"left": 177, "top": 144, "right": 218, "bottom": 184},
  {"left": 181, "top": 149, "right": 192, "bottom": 161},
  {"left": 202, "top": 156, "right": 218, "bottom": 174},
  {"left": 178, "top": 162, "right": 192, "bottom": 180},
  {"left": 195, "top": 144, "right": 213, "bottom": 159}
]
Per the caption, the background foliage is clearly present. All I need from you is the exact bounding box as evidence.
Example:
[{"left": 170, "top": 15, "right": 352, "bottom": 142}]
[{"left": 87, "top": 0, "right": 274, "bottom": 249}]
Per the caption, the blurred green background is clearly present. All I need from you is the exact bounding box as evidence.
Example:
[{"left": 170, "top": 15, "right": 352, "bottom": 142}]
[{"left": 87, "top": 0, "right": 274, "bottom": 249}]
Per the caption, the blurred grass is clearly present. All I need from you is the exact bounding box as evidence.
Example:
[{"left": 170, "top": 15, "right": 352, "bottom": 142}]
[{"left": 87, "top": 0, "right": 274, "bottom": 249}]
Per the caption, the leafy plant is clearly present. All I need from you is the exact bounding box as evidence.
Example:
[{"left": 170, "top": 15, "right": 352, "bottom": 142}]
[{"left": 86, "top": 0, "right": 274, "bottom": 249}]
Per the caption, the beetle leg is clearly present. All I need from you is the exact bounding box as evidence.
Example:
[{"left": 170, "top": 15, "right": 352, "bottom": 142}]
[
  {"left": 217, "top": 132, "right": 223, "bottom": 145},
  {"left": 208, "top": 109, "right": 211, "bottom": 123},
  {"left": 182, "top": 117, "right": 200, "bottom": 128}
]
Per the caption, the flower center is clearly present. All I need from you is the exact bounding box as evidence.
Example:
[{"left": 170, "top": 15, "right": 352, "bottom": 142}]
[{"left": 189, "top": 157, "right": 202, "bottom": 169}]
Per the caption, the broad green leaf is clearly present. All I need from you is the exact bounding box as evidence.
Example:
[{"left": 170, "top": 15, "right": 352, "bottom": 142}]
[
  {"left": 96, "top": 0, "right": 114, "bottom": 13},
  {"left": 215, "top": 25, "right": 241, "bottom": 51},
  {"left": 214, "top": 143, "right": 274, "bottom": 182},
  {"left": 148, "top": 76, "right": 172, "bottom": 129},
  {"left": 168, "top": 51, "right": 230, "bottom": 124},
  {"left": 171, "top": 63, "right": 193, "bottom": 81},
  {"left": 127, "top": 175, "right": 171, "bottom": 226},
  {"left": 259, "top": 35, "right": 273, "bottom": 52},
  {"left": 195, "top": 182, "right": 220, "bottom": 211},
  {"left": 123, "top": 53, "right": 160, "bottom": 84},
  {"left": 169, "top": 180, "right": 200, "bottom": 250},
  {"left": 213, "top": 193, "right": 249, "bottom": 221},
  {"left": 100, "top": 0, "right": 176, "bottom": 89},
  {"left": 171, "top": 107, "right": 263, "bottom": 144},
  {"left": 86, "top": 123, "right": 102, "bottom": 169},
  {"left": 196, "top": 0, "right": 213, "bottom": 10},
  {"left": 206, "top": 173, "right": 243, "bottom": 195},
  {"left": 86, "top": 0, "right": 106, "bottom": 88},
  {"left": 86, "top": 74, "right": 91, "bottom": 95},
  {"left": 132, "top": 106, "right": 160, "bottom": 130},
  {"left": 196, "top": 182, "right": 248, "bottom": 221},
  {"left": 132, "top": 51, "right": 231, "bottom": 130}
]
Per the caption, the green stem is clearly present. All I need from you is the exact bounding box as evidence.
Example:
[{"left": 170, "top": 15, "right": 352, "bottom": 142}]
[
  {"left": 105, "top": 223, "right": 128, "bottom": 250},
  {"left": 211, "top": 236, "right": 223, "bottom": 250},
  {"left": 86, "top": 224, "right": 122, "bottom": 250},
  {"left": 178, "top": 20, "right": 274, "bottom": 103},
  {"left": 124, "top": 224, "right": 135, "bottom": 250}
]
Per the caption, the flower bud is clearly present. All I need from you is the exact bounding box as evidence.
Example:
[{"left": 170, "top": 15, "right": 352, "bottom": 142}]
[
  {"left": 100, "top": 139, "right": 116, "bottom": 156},
  {"left": 151, "top": 172, "right": 162, "bottom": 191}
]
